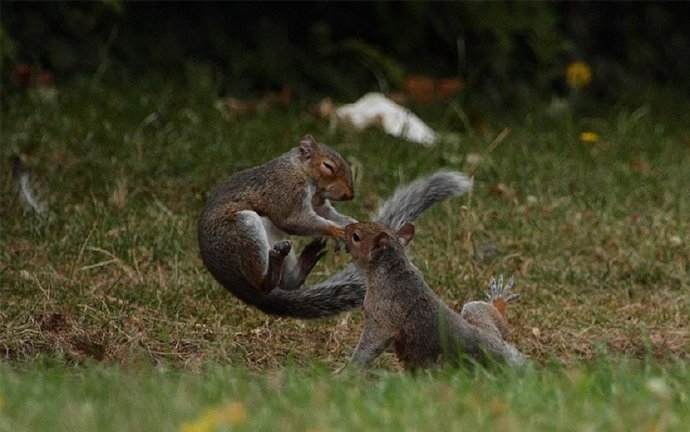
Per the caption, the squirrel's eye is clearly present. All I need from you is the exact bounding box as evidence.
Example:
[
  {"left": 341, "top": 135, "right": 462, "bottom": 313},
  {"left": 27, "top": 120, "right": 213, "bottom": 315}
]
[
  {"left": 322, "top": 161, "right": 335, "bottom": 174},
  {"left": 352, "top": 232, "right": 361, "bottom": 242}
]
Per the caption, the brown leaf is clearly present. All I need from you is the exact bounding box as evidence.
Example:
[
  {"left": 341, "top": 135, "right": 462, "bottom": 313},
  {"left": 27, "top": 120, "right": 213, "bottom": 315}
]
[
  {"left": 437, "top": 77, "right": 463, "bottom": 100},
  {"left": 404, "top": 74, "right": 435, "bottom": 105}
]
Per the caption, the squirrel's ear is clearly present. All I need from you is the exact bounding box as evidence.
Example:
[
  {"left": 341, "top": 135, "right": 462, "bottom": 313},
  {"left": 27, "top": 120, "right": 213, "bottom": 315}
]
[
  {"left": 368, "top": 231, "right": 390, "bottom": 262},
  {"left": 397, "top": 223, "right": 415, "bottom": 246},
  {"left": 299, "top": 135, "right": 317, "bottom": 160}
]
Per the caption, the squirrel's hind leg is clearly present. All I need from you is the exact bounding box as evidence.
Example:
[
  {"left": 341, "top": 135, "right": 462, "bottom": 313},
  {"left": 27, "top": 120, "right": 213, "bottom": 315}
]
[
  {"left": 259, "top": 216, "right": 328, "bottom": 291},
  {"left": 280, "top": 238, "right": 328, "bottom": 290},
  {"left": 232, "top": 211, "right": 292, "bottom": 294},
  {"left": 261, "top": 240, "right": 292, "bottom": 292}
]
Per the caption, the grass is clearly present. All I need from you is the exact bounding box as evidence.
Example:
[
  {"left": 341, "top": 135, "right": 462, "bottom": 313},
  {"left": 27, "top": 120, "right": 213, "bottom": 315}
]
[
  {"left": 1, "top": 361, "right": 688, "bottom": 431},
  {"left": 1, "top": 77, "right": 689, "bottom": 431}
]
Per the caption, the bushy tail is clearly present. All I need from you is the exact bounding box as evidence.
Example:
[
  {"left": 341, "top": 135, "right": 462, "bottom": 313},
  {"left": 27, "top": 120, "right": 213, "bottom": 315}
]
[
  {"left": 257, "top": 264, "right": 364, "bottom": 318},
  {"left": 375, "top": 171, "right": 473, "bottom": 230},
  {"left": 485, "top": 275, "right": 520, "bottom": 319},
  {"left": 257, "top": 171, "right": 473, "bottom": 318}
]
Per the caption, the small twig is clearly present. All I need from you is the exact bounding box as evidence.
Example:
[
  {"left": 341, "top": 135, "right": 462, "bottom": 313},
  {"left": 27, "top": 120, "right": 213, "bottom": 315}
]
[
  {"left": 79, "top": 259, "right": 118, "bottom": 272},
  {"left": 487, "top": 127, "right": 511, "bottom": 153},
  {"left": 69, "top": 223, "right": 97, "bottom": 283},
  {"left": 84, "top": 247, "right": 137, "bottom": 281}
]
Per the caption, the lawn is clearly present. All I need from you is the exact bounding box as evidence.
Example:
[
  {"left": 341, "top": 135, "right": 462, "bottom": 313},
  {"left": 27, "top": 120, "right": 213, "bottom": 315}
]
[
  {"left": 1, "top": 78, "right": 688, "bottom": 431},
  {"left": 1, "top": 361, "right": 687, "bottom": 431}
]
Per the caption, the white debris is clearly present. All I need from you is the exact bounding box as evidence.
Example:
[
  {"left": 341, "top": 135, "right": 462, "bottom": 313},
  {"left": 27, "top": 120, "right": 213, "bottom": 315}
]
[{"left": 333, "top": 92, "right": 438, "bottom": 146}]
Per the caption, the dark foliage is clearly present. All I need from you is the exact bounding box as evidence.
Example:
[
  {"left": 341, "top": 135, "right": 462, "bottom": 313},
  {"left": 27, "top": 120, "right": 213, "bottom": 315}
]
[{"left": 2, "top": 1, "right": 689, "bottom": 105}]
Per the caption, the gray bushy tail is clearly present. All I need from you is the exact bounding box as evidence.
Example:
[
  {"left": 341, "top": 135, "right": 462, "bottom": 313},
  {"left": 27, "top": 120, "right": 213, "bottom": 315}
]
[
  {"left": 374, "top": 171, "right": 473, "bottom": 230},
  {"left": 257, "top": 171, "right": 473, "bottom": 318}
]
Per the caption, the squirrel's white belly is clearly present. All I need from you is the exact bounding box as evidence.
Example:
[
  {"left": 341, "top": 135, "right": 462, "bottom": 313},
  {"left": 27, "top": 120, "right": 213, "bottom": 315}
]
[
  {"left": 261, "top": 216, "right": 297, "bottom": 273},
  {"left": 235, "top": 211, "right": 295, "bottom": 274},
  {"left": 261, "top": 216, "right": 290, "bottom": 244}
]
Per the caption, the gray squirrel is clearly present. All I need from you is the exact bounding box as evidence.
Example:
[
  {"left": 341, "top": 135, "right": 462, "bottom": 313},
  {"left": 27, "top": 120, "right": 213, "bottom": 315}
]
[
  {"left": 198, "top": 134, "right": 473, "bottom": 318},
  {"left": 342, "top": 221, "right": 526, "bottom": 370}
]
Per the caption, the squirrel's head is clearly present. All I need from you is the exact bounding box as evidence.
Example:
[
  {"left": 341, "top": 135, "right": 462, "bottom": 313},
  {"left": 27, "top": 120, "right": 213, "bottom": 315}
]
[
  {"left": 298, "top": 134, "right": 354, "bottom": 202},
  {"left": 345, "top": 222, "right": 415, "bottom": 265}
]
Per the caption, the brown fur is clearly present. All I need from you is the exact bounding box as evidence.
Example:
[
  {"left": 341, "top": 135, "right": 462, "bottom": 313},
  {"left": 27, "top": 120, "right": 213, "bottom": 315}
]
[{"left": 198, "top": 135, "right": 356, "bottom": 307}]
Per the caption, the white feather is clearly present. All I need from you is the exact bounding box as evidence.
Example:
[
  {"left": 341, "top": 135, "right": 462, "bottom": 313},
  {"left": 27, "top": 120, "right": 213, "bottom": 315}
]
[{"left": 19, "top": 172, "right": 48, "bottom": 217}]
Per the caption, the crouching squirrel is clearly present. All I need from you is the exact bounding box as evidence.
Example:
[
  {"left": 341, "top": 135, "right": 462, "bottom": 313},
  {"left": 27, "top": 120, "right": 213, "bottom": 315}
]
[
  {"left": 198, "top": 134, "right": 473, "bottom": 318},
  {"left": 342, "top": 222, "right": 526, "bottom": 370}
]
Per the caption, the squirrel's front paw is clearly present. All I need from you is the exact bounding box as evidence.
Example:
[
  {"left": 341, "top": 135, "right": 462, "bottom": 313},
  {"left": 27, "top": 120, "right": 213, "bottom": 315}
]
[
  {"left": 326, "top": 224, "right": 348, "bottom": 251},
  {"left": 328, "top": 224, "right": 346, "bottom": 240}
]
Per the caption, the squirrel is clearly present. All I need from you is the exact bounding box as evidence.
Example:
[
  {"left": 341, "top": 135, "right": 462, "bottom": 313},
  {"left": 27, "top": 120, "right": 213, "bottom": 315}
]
[
  {"left": 459, "top": 274, "right": 521, "bottom": 342},
  {"left": 341, "top": 221, "right": 526, "bottom": 370},
  {"left": 198, "top": 133, "right": 473, "bottom": 318}
]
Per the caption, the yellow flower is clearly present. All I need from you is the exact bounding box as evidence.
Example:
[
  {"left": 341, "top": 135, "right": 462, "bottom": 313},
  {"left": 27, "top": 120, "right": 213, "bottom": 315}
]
[
  {"left": 579, "top": 132, "right": 600, "bottom": 143},
  {"left": 180, "top": 402, "right": 247, "bottom": 432},
  {"left": 210, "top": 402, "right": 247, "bottom": 424},
  {"left": 180, "top": 418, "right": 213, "bottom": 432},
  {"left": 566, "top": 61, "right": 592, "bottom": 88}
]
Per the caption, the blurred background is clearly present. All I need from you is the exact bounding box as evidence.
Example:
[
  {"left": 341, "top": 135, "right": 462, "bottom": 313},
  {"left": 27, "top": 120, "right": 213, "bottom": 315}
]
[{"left": 2, "top": 1, "right": 689, "bottom": 111}]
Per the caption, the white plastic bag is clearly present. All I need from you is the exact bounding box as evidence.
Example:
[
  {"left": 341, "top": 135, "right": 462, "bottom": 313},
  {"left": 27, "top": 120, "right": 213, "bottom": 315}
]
[{"left": 333, "top": 93, "right": 438, "bottom": 146}]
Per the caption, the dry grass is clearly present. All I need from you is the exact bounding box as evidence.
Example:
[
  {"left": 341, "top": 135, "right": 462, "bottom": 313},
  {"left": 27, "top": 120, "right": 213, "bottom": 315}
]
[{"left": 1, "top": 80, "right": 688, "bottom": 372}]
